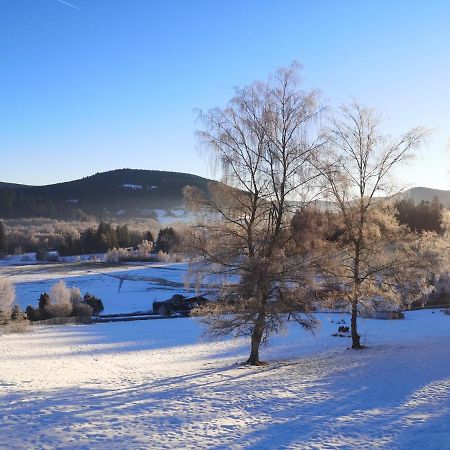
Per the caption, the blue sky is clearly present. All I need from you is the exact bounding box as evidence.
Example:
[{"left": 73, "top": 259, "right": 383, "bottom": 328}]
[{"left": 1, "top": 0, "right": 449, "bottom": 189}]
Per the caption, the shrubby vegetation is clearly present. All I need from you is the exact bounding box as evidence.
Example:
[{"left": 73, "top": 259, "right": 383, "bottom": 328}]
[
  {"left": 58, "top": 222, "right": 154, "bottom": 256},
  {"left": 0, "top": 278, "right": 17, "bottom": 324},
  {"left": 83, "top": 294, "right": 104, "bottom": 316},
  {"left": 105, "top": 227, "right": 183, "bottom": 262},
  {"left": 25, "top": 281, "right": 104, "bottom": 321},
  {"left": 0, "top": 278, "right": 28, "bottom": 332}
]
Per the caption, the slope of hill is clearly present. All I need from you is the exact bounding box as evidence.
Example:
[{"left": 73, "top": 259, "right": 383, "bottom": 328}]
[
  {"left": 0, "top": 169, "right": 216, "bottom": 220},
  {"left": 1, "top": 170, "right": 448, "bottom": 221}
]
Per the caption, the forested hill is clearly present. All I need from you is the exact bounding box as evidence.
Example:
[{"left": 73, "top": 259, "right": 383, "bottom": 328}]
[
  {"left": 0, "top": 169, "right": 448, "bottom": 220},
  {"left": 0, "top": 169, "right": 216, "bottom": 220}
]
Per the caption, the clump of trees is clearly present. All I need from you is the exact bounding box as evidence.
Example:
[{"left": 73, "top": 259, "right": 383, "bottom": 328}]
[
  {"left": 0, "top": 217, "right": 158, "bottom": 256},
  {"left": 105, "top": 227, "right": 183, "bottom": 263},
  {"left": 395, "top": 197, "right": 444, "bottom": 234},
  {"left": 187, "top": 63, "right": 444, "bottom": 362},
  {"left": 0, "top": 217, "right": 185, "bottom": 259},
  {"left": 58, "top": 222, "right": 154, "bottom": 256},
  {"left": 154, "top": 227, "right": 181, "bottom": 253},
  {"left": 25, "top": 281, "right": 104, "bottom": 321}
]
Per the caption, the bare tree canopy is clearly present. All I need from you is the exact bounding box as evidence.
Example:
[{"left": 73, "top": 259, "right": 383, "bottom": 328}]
[
  {"left": 187, "top": 62, "right": 325, "bottom": 365},
  {"left": 316, "top": 102, "right": 439, "bottom": 348}
]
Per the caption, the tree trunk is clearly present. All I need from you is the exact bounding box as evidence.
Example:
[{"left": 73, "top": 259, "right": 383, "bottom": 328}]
[
  {"left": 247, "top": 311, "right": 265, "bottom": 365},
  {"left": 351, "top": 300, "right": 362, "bottom": 349}
]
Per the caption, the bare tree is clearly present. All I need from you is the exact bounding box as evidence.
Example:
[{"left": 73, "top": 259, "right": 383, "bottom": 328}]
[
  {"left": 186, "top": 63, "right": 324, "bottom": 365},
  {"left": 316, "top": 102, "right": 437, "bottom": 348},
  {"left": 0, "top": 278, "right": 15, "bottom": 323},
  {"left": 47, "top": 280, "right": 73, "bottom": 318}
]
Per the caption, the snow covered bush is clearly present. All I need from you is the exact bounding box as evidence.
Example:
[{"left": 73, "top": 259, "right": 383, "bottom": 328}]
[
  {"left": 50, "top": 281, "right": 71, "bottom": 306},
  {"left": 45, "top": 281, "right": 73, "bottom": 318},
  {"left": 136, "top": 240, "right": 153, "bottom": 258},
  {"left": 106, "top": 241, "right": 157, "bottom": 262},
  {"left": 10, "top": 305, "right": 26, "bottom": 322},
  {"left": 71, "top": 302, "right": 93, "bottom": 318},
  {"left": 45, "top": 302, "right": 72, "bottom": 318},
  {"left": 106, "top": 248, "right": 120, "bottom": 263},
  {"left": 0, "top": 278, "right": 16, "bottom": 324},
  {"left": 69, "top": 287, "right": 82, "bottom": 304},
  {"left": 157, "top": 250, "right": 170, "bottom": 262}
]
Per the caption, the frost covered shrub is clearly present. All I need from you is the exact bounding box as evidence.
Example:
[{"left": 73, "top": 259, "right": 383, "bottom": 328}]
[
  {"left": 69, "top": 287, "right": 82, "bottom": 304},
  {"left": 44, "top": 281, "right": 73, "bottom": 318},
  {"left": 50, "top": 281, "right": 72, "bottom": 306},
  {"left": 169, "top": 253, "right": 184, "bottom": 263},
  {"left": 106, "top": 248, "right": 120, "bottom": 263},
  {"left": 136, "top": 240, "right": 153, "bottom": 258},
  {"left": 2, "top": 320, "right": 29, "bottom": 334},
  {"left": 106, "top": 247, "right": 130, "bottom": 262},
  {"left": 0, "top": 278, "right": 15, "bottom": 324},
  {"left": 157, "top": 250, "right": 170, "bottom": 262},
  {"left": 10, "top": 305, "right": 26, "bottom": 321},
  {"left": 71, "top": 302, "right": 93, "bottom": 318},
  {"left": 27, "top": 284, "right": 95, "bottom": 321},
  {"left": 45, "top": 302, "right": 73, "bottom": 318},
  {"left": 106, "top": 240, "right": 155, "bottom": 262}
]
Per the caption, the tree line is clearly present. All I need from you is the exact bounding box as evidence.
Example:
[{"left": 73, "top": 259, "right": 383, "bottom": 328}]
[{"left": 0, "top": 220, "right": 182, "bottom": 257}]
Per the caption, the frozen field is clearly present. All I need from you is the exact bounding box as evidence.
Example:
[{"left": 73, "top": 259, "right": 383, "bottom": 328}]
[
  {"left": 0, "top": 309, "right": 449, "bottom": 449},
  {"left": 3, "top": 261, "right": 195, "bottom": 314}
]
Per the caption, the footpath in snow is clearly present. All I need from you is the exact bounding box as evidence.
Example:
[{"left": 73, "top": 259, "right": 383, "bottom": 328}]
[{"left": 0, "top": 309, "right": 449, "bottom": 449}]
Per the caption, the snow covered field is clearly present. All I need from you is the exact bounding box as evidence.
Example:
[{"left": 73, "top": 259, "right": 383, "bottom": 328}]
[
  {"left": 3, "top": 262, "right": 194, "bottom": 314},
  {"left": 0, "top": 310, "right": 449, "bottom": 449}
]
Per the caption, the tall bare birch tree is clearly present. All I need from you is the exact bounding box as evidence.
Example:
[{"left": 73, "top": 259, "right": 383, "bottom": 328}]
[
  {"left": 186, "top": 63, "right": 324, "bottom": 365},
  {"left": 316, "top": 103, "right": 437, "bottom": 348}
]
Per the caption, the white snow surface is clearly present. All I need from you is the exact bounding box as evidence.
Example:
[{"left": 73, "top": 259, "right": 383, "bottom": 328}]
[
  {"left": 4, "top": 262, "right": 193, "bottom": 314},
  {"left": 122, "top": 184, "right": 143, "bottom": 190},
  {"left": 0, "top": 309, "right": 449, "bottom": 449}
]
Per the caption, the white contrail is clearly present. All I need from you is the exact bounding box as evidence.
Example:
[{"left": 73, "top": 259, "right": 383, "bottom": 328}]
[{"left": 56, "top": 0, "right": 80, "bottom": 10}]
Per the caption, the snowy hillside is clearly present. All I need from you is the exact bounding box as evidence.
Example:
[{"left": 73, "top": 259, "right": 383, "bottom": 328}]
[
  {"left": 0, "top": 168, "right": 217, "bottom": 221},
  {"left": 0, "top": 310, "right": 449, "bottom": 448}
]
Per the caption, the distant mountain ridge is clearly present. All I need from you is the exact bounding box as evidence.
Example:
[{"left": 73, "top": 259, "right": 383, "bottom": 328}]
[
  {"left": 397, "top": 187, "right": 450, "bottom": 208},
  {"left": 0, "top": 170, "right": 448, "bottom": 221},
  {"left": 0, "top": 169, "right": 218, "bottom": 221}
]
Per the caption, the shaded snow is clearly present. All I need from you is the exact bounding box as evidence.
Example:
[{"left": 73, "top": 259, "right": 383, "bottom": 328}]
[{"left": 0, "top": 310, "right": 449, "bottom": 448}]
